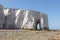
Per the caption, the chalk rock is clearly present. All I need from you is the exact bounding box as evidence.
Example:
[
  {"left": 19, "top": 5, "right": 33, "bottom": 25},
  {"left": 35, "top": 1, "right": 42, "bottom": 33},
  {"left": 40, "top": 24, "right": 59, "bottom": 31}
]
[
  {"left": 4, "top": 8, "right": 16, "bottom": 29},
  {"left": 15, "top": 9, "right": 25, "bottom": 29},
  {"left": 0, "top": 5, "right": 5, "bottom": 29},
  {"left": 0, "top": 4, "right": 49, "bottom": 30},
  {"left": 40, "top": 13, "right": 49, "bottom": 30},
  {"left": 4, "top": 9, "right": 49, "bottom": 30},
  {"left": 21, "top": 10, "right": 40, "bottom": 29}
]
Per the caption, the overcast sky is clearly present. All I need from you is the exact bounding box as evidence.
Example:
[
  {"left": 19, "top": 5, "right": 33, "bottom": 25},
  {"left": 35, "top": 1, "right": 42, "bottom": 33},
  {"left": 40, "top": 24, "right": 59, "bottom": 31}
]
[{"left": 0, "top": 0, "right": 60, "bottom": 30}]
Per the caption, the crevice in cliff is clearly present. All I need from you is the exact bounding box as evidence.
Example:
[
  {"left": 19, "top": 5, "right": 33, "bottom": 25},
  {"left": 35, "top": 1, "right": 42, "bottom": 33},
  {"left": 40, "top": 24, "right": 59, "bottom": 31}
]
[{"left": 2, "top": 16, "right": 7, "bottom": 29}]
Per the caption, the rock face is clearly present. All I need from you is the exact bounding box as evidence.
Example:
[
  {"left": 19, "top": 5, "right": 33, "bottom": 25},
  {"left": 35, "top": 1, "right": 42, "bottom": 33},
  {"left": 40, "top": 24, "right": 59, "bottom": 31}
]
[
  {"left": 0, "top": 5, "right": 5, "bottom": 29},
  {"left": 21, "top": 10, "right": 40, "bottom": 29},
  {"left": 15, "top": 10, "right": 25, "bottom": 29},
  {"left": 0, "top": 4, "right": 49, "bottom": 30},
  {"left": 40, "top": 13, "right": 49, "bottom": 30},
  {"left": 4, "top": 8, "right": 16, "bottom": 29}
]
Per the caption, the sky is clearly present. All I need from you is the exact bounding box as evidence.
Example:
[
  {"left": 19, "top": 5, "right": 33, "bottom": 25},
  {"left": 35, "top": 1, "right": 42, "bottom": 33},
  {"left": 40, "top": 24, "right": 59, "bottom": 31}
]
[{"left": 0, "top": 0, "right": 60, "bottom": 30}]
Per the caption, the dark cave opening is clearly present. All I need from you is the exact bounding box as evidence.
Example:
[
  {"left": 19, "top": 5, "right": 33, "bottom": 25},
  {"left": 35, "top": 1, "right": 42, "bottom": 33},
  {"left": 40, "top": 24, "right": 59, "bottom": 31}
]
[{"left": 35, "top": 21, "right": 41, "bottom": 30}]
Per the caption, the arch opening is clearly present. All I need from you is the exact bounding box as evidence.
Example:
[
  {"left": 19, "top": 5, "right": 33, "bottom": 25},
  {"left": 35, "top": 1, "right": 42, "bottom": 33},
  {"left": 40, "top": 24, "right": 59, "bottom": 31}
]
[{"left": 35, "top": 21, "right": 41, "bottom": 30}]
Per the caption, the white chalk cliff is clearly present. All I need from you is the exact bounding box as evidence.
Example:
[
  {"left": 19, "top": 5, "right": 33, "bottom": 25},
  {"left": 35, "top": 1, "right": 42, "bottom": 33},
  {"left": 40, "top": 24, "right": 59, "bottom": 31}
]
[{"left": 0, "top": 4, "right": 49, "bottom": 30}]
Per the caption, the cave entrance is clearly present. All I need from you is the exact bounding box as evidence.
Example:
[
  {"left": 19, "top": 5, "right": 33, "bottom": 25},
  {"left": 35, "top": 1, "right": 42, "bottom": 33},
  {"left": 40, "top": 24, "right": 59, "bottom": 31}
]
[{"left": 36, "top": 21, "right": 41, "bottom": 30}]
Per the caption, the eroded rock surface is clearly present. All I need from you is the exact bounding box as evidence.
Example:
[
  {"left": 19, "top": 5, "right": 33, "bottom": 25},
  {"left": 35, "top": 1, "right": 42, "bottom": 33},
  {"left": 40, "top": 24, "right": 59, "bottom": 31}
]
[
  {"left": 0, "top": 5, "right": 5, "bottom": 29},
  {"left": 0, "top": 4, "right": 49, "bottom": 30}
]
